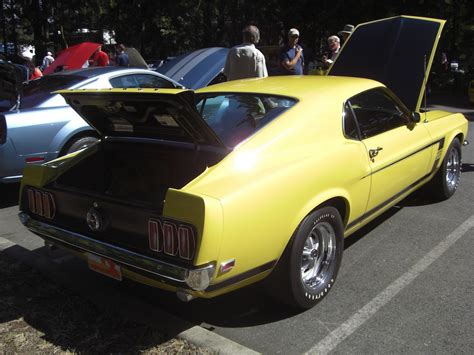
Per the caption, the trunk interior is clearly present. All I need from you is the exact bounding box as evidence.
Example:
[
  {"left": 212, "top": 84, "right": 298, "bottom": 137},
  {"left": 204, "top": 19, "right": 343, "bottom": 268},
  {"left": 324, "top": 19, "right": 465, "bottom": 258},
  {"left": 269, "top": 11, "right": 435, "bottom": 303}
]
[{"left": 55, "top": 140, "right": 227, "bottom": 209}]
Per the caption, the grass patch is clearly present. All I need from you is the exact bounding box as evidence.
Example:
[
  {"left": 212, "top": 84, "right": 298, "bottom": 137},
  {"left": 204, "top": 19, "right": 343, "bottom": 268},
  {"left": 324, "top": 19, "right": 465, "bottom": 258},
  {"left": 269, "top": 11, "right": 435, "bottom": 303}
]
[{"left": 0, "top": 252, "right": 213, "bottom": 354}]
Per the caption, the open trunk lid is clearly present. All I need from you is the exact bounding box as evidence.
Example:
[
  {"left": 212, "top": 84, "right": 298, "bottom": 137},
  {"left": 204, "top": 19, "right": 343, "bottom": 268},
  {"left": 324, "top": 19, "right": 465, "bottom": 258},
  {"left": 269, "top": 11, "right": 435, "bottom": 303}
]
[
  {"left": 329, "top": 16, "right": 445, "bottom": 112},
  {"left": 60, "top": 89, "right": 225, "bottom": 148}
]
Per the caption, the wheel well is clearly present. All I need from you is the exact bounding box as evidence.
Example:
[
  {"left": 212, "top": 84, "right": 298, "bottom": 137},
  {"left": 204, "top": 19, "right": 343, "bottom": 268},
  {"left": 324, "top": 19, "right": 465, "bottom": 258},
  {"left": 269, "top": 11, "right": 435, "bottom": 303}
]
[
  {"left": 319, "top": 197, "right": 349, "bottom": 227},
  {"left": 455, "top": 133, "right": 464, "bottom": 150},
  {"left": 59, "top": 130, "right": 99, "bottom": 156}
]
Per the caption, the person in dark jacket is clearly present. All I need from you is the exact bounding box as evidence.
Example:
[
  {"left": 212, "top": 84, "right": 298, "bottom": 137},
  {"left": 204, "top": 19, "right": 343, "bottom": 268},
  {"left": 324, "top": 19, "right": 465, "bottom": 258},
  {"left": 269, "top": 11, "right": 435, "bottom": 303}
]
[{"left": 116, "top": 44, "right": 130, "bottom": 67}]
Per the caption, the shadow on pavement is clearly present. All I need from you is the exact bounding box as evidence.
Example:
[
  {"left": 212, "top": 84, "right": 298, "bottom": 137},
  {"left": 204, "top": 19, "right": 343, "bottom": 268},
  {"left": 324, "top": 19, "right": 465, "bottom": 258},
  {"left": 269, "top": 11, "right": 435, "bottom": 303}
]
[
  {"left": 1, "top": 186, "right": 456, "bottom": 332},
  {"left": 462, "top": 163, "right": 474, "bottom": 173},
  {"left": 0, "top": 244, "right": 195, "bottom": 353},
  {"left": 0, "top": 183, "right": 20, "bottom": 208}
]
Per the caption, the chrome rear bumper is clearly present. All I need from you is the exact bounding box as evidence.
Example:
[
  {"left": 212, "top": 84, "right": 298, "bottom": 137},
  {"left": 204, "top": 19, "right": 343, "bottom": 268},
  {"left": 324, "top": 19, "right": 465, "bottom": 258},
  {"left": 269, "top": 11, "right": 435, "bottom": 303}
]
[{"left": 19, "top": 212, "right": 191, "bottom": 284}]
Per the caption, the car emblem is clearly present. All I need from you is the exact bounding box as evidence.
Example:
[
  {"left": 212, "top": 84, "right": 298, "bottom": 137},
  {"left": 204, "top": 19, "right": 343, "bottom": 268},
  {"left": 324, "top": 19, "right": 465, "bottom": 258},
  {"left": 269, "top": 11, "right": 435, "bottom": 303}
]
[{"left": 86, "top": 205, "right": 103, "bottom": 232}]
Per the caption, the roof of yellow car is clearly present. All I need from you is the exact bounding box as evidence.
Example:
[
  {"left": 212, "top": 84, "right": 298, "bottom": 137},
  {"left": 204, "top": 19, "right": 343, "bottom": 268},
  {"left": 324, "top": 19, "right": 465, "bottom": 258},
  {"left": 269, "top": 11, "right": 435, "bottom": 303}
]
[
  {"left": 197, "top": 75, "right": 383, "bottom": 101},
  {"left": 57, "top": 76, "right": 383, "bottom": 103}
]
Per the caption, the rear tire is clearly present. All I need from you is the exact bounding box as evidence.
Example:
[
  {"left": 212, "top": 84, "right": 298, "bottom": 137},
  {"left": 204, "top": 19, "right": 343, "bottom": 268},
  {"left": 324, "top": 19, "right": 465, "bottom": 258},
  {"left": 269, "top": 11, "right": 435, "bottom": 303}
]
[
  {"left": 61, "top": 136, "right": 98, "bottom": 156},
  {"left": 268, "top": 207, "right": 344, "bottom": 309},
  {"left": 431, "top": 138, "right": 461, "bottom": 200}
]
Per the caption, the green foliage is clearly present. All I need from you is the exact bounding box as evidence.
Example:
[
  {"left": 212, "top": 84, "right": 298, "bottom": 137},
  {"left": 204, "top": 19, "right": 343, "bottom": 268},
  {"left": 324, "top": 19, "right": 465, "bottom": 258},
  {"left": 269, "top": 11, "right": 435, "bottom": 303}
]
[{"left": 1, "top": 0, "right": 473, "bottom": 69}]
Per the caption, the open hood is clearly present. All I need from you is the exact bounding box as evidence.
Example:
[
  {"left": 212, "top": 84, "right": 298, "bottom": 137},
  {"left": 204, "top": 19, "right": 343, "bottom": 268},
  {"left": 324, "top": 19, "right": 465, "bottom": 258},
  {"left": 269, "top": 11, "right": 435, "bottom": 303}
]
[
  {"left": 124, "top": 47, "right": 148, "bottom": 69},
  {"left": 43, "top": 42, "right": 101, "bottom": 75},
  {"left": 60, "top": 89, "right": 225, "bottom": 148},
  {"left": 329, "top": 16, "right": 445, "bottom": 112},
  {"left": 156, "top": 47, "right": 228, "bottom": 89}
]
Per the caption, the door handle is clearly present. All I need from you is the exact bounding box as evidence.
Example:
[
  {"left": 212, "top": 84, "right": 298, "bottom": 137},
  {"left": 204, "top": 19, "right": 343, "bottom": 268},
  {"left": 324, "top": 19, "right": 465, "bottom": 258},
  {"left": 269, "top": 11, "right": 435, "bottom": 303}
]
[{"left": 369, "top": 147, "right": 383, "bottom": 159}]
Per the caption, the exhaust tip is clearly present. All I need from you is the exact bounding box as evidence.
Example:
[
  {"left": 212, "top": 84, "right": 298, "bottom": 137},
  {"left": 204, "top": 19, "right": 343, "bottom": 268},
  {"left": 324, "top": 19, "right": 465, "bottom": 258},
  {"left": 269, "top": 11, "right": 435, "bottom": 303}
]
[
  {"left": 463, "top": 140, "right": 469, "bottom": 146},
  {"left": 45, "top": 241, "right": 57, "bottom": 251},
  {"left": 176, "top": 289, "right": 195, "bottom": 302}
]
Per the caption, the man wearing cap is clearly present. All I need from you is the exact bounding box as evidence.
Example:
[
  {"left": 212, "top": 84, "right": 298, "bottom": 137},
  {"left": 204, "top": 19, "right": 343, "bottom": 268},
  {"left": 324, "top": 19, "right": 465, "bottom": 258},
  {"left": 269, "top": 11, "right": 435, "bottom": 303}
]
[
  {"left": 41, "top": 51, "right": 54, "bottom": 71},
  {"left": 279, "top": 28, "right": 304, "bottom": 75},
  {"left": 223, "top": 25, "right": 268, "bottom": 81},
  {"left": 338, "top": 24, "right": 354, "bottom": 43},
  {"left": 322, "top": 35, "right": 341, "bottom": 68}
]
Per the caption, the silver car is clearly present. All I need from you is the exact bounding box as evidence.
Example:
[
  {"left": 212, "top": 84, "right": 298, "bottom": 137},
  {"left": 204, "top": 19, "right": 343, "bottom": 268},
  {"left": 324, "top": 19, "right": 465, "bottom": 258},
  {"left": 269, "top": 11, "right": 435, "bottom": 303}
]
[{"left": 0, "top": 67, "right": 183, "bottom": 183}]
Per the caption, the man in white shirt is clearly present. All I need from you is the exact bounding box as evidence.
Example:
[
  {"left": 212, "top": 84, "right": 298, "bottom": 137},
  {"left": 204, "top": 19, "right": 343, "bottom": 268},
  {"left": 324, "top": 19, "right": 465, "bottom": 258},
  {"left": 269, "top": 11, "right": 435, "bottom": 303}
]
[
  {"left": 42, "top": 51, "right": 54, "bottom": 70},
  {"left": 224, "top": 25, "right": 268, "bottom": 81},
  {"left": 322, "top": 35, "right": 341, "bottom": 68}
]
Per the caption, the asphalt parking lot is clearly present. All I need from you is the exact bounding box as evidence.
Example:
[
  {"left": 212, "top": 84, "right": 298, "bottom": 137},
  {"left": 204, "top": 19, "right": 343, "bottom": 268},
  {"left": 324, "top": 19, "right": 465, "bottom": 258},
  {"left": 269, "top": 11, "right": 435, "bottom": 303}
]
[{"left": 1, "top": 98, "right": 473, "bottom": 354}]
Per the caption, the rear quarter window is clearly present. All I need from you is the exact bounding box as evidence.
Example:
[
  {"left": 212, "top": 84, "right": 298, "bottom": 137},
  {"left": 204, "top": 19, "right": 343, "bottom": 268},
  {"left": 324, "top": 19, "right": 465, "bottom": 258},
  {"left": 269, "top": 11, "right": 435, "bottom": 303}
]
[{"left": 196, "top": 93, "right": 297, "bottom": 147}]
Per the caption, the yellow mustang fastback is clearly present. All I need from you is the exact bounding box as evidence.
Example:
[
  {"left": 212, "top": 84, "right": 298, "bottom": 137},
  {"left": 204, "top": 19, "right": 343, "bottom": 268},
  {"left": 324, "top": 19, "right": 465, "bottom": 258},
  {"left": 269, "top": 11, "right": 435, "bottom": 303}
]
[{"left": 19, "top": 16, "right": 469, "bottom": 309}]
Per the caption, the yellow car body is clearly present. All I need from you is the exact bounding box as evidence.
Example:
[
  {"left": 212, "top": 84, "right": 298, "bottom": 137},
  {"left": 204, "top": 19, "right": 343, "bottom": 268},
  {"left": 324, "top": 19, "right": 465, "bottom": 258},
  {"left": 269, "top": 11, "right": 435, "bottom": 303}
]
[{"left": 18, "top": 16, "right": 470, "bottom": 308}]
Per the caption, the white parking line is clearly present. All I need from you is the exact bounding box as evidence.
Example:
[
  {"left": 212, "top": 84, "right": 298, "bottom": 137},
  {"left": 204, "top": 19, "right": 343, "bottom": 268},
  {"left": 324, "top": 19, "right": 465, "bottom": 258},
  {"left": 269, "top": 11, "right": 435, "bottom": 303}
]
[{"left": 306, "top": 214, "right": 474, "bottom": 355}]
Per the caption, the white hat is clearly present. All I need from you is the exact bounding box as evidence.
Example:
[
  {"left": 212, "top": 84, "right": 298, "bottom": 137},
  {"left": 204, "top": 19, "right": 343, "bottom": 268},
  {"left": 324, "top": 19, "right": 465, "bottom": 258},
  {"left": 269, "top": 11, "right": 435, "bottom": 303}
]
[
  {"left": 288, "top": 28, "right": 300, "bottom": 37},
  {"left": 47, "top": 51, "right": 52, "bottom": 56},
  {"left": 338, "top": 24, "right": 354, "bottom": 37}
]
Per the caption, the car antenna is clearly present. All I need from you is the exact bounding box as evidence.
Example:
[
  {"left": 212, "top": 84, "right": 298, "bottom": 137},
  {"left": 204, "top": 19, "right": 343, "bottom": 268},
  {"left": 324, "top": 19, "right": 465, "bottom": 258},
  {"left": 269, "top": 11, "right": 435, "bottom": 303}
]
[{"left": 423, "top": 54, "right": 428, "bottom": 122}]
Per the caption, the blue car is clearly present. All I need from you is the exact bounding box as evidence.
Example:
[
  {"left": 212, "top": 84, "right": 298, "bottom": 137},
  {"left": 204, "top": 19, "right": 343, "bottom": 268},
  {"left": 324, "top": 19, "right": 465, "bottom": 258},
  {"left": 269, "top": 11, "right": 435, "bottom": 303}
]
[
  {"left": 155, "top": 47, "right": 228, "bottom": 89},
  {"left": 0, "top": 66, "right": 183, "bottom": 183}
]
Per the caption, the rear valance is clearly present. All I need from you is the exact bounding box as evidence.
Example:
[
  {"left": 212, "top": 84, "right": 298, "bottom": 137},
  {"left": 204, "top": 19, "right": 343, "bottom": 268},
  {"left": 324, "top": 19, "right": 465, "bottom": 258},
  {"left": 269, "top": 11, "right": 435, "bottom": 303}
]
[{"left": 59, "top": 89, "right": 225, "bottom": 148}]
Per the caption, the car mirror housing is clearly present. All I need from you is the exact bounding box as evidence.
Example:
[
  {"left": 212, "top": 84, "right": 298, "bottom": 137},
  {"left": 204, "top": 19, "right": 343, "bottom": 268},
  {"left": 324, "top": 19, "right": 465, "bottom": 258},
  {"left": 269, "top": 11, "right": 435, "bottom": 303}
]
[{"left": 411, "top": 112, "right": 421, "bottom": 123}]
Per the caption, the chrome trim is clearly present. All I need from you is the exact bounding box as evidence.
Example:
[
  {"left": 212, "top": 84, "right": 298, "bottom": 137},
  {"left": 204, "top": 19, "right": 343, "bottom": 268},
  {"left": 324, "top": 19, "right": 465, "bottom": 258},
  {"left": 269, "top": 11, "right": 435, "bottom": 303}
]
[
  {"left": 219, "top": 258, "right": 236, "bottom": 274},
  {"left": 1, "top": 175, "right": 23, "bottom": 183},
  {"left": 301, "top": 221, "right": 336, "bottom": 289},
  {"left": 445, "top": 144, "right": 460, "bottom": 190},
  {"left": 19, "top": 212, "right": 189, "bottom": 282}
]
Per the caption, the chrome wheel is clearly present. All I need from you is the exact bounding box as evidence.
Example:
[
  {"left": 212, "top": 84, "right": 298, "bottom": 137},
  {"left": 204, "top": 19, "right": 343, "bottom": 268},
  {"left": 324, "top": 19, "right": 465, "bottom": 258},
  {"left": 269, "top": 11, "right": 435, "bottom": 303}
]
[
  {"left": 446, "top": 147, "right": 460, "bottom": 190},
  {"left": 301, "top": 221, "right": 336, "bottom": 289}
]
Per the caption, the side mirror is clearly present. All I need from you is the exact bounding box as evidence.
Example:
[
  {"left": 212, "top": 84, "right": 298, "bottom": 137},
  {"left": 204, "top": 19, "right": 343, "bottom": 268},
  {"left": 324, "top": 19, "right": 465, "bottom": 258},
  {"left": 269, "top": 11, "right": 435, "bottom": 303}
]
[{"left": 411, "top": 112, "right": 421, "bottom": 123}]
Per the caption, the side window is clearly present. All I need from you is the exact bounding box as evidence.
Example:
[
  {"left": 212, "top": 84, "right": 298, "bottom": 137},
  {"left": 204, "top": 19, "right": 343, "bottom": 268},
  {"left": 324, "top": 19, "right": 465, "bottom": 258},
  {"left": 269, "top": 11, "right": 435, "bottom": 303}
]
[
  {"left": 195, "top": 94, "right": 296, "bottom": 148},
  {"left": 343, "top": 102, "right": 360, "bottom": 140},
  {"left": 348, "top": 89, "right": 410, "bottom": 139},
  {"left": 134, "top": 74, "right": 175, "bottom": 88},
  {"left": 110, "top": 75, "right": 139, "bottom": 88},
  {"left": 110, "top": 74, "right": 175, "bottom": 89}
]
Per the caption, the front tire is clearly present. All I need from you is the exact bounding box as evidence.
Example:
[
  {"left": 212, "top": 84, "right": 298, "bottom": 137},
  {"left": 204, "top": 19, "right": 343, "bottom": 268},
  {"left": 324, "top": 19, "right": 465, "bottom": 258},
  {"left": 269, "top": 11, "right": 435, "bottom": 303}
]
[
  {"left": 270, "top": 207, "right": 344, "bottom": 309},
  {"left": 432, "top": 138, "right": 461, "bottom": 200}
]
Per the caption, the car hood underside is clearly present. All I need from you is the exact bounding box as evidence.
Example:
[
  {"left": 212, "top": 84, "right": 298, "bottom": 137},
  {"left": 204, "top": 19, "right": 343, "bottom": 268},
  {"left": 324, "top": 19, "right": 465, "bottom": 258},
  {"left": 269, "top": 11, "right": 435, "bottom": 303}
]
[{"left": 329, "top": 15, "right": 445, "bottom": 112}]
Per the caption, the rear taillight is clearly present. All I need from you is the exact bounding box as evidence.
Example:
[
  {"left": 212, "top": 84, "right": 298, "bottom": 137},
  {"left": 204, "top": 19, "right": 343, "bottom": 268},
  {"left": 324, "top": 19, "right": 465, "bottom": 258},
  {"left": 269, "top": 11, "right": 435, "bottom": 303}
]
[
  {"left": 27, "top": 188, "right": 56, "bottom": 219},
  {"left": 0, "top": 115, "right": 6, "bottom": 145},
  {"left": 178, "top": 226, "right": 196, "bottom": 260},
  {"left": 148, "top": 218, "right": 196, "bottom": 260}
]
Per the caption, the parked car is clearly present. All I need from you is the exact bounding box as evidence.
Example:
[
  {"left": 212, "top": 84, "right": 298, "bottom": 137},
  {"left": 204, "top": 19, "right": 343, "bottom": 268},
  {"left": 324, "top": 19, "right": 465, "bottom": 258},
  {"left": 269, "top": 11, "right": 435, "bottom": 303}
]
[
  {"left": 155, "top": 47, "right": 229, "bottom": 89},
  {"left": 0, "top": 67, "right": 183, "bottom": 183},
  {"left": 43, "top": 42, "right": 101, "bottom": 75},
  {"left": 19, "top": 16, "right": 469, "bottom": 309}
]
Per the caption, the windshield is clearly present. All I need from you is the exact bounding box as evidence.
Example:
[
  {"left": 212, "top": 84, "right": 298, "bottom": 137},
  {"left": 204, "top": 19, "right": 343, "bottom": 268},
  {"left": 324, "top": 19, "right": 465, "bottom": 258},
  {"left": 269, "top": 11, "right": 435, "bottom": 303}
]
[
  {"left": 20, "top": 75, "right": 86, "bottom": 109},
  {"left": 196, "top": 93, "right": 297, "bottom": 147}
]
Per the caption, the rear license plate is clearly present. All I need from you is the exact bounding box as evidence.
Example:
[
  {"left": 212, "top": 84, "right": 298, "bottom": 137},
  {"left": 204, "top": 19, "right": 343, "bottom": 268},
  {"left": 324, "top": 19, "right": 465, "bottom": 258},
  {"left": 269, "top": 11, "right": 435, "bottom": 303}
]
[{"left": 86, "top": 253, "right": 122, "bottom": 281}]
